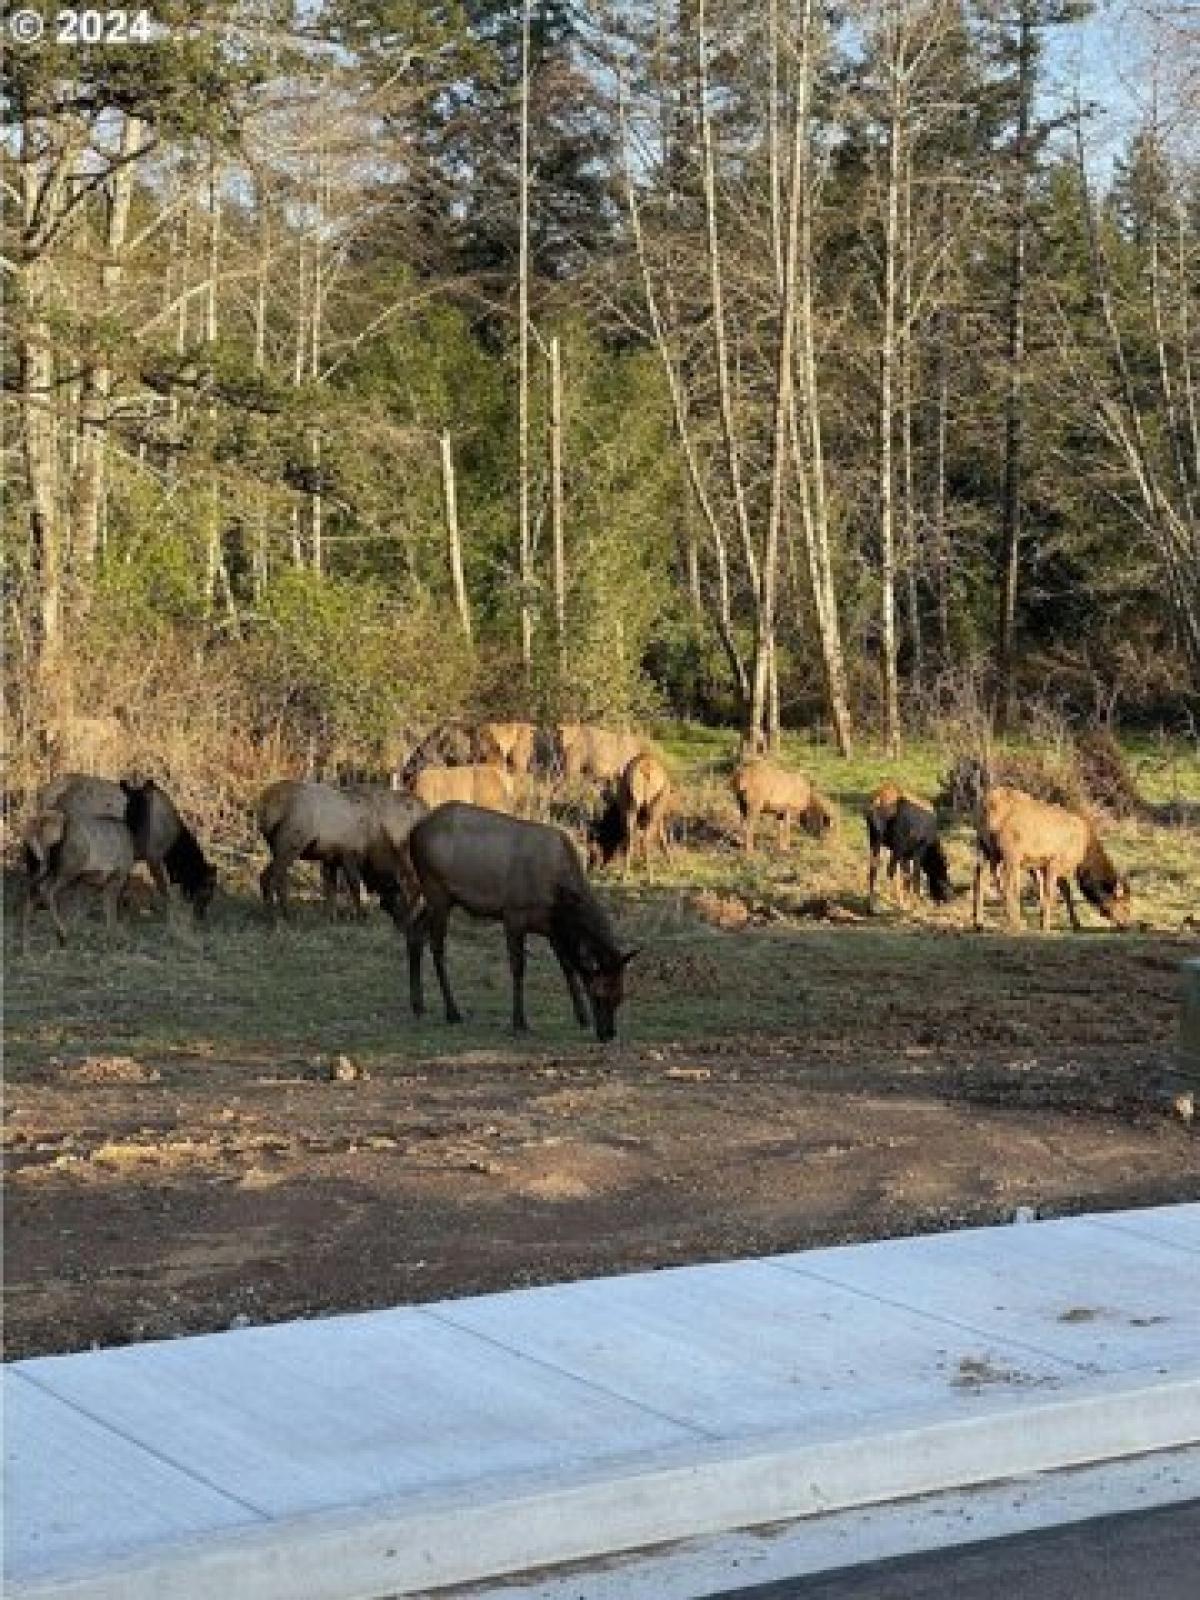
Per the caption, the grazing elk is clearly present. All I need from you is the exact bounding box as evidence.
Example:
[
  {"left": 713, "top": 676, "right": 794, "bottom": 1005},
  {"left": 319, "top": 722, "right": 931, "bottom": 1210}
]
[
  {"left": 973, "top": 785, "right": 1132, "bottom": 932},
  {"left": 731, "top": 759, "right": 835, "bottom": 852},
  {"left": 404, "top": 802, "right": 638, "bottom": 1039},
  {"left": 410, "top": 763, "right": 513, "bottom": 814},
  {"left": 865, "top": 783, "right": 951, "bottom": 912},
  {"left": 22, "top": 810, "right": 136, "bottom": 947},
  {"left": 587, "top": 753, "right": 673, "bottom": 874},
  {"left": 38, "top": 773, "right": 216, "bottom": 918},
  {"left": 257, "top": 780, "right": 425, "bottom": 920}
]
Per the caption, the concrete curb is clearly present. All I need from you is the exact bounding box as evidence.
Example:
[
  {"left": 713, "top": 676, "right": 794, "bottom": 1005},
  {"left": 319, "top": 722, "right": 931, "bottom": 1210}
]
[{"left": 13, "top": 1369, "right": 1200, "bottom": 1600}]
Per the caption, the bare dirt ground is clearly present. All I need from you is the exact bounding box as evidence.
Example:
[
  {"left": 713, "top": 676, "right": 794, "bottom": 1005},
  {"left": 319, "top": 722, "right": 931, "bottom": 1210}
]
[{"left": 5, "top": 883, "right": 1197, "bottom": 1360}]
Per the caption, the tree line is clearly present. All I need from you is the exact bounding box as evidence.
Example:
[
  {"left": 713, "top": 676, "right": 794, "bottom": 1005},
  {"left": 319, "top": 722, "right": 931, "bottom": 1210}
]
[{"left": 4, "top": 0, "right": 1198, "bottom": 775}]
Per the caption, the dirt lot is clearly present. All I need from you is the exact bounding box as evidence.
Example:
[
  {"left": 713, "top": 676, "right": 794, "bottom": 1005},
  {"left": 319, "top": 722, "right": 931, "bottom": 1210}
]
[{"left": 5, "top": 876, "right": 1198, "bottom": 1360}]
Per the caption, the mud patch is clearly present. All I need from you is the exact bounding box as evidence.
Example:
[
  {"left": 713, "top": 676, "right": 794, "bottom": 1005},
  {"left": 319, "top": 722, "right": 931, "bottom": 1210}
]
[
  {"left": 952, "top": 1355, "right": 1055, "bottom": 1392},
  {"left": 492, "top": 1140, "right": 646, "bottom": 1202}
]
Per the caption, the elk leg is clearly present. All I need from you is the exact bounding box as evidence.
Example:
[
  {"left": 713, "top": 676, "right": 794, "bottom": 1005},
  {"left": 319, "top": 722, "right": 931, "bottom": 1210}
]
[
  {"left": 1058, "top": 874, "right": 1081, "bottom": 930},
  {"left": 20, "top": 878, "right": 41, "bottom": 952},
  {"left": 779, "top": 813, "right": 789, "bottom": 852},
  {"left": 43, "top": 882, "right": 69, "bottom": 946},
  {"left": 320, "top": 861, "right": 340, "bottom": 917},
  {"left": 505, "top": 922, "right": 529, "bottom": 1032},
  {"left": 868, "top": 838, "right": 882, "bottom": 912},
  {"left": 657, "top": 811, "right": 673, "bottom": 862},
  {"left": 427, "top": 905, "right": 462, "bottom": 1024},
  {"left": 148, "top": 858, "right": 172, "bottom": 912},
  {"left": 404, "top": 907, "right": 427, "bottom": 1016},
  {"left": 1004, "top": 860, "right": 1022, "bottom": 928},
  {"left": 341, "top": 859, "right": 365, "bottom": 919},
  {"left": 102, "top": 875, "right": 125, "bottom": 936},
  {"left": 263, "top": 848, "right": 297, "bottom": 922},
  {"left": 972, "top": 852, "right": 985, "bottom": 929},
  {"left": 744, "top": 809, "right": 756, "bottom": 854},
  {"left": 551, "top": 937, "right": 590, "bottom": 1029}
]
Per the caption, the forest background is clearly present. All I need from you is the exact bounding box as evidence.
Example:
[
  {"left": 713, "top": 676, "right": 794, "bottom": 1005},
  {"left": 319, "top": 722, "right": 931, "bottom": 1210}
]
[{"left": 5, "top": 0, "right": 1199, "bottom": 803}]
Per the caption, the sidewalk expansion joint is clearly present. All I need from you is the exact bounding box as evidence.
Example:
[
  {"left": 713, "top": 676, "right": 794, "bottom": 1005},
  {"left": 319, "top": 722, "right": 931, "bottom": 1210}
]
[
  {"left": 418, "top": 1306, "right": 727, "bottom": 1443},
  {"left": 10, "top": 1369, "right": 272, "bottom": 1522}
]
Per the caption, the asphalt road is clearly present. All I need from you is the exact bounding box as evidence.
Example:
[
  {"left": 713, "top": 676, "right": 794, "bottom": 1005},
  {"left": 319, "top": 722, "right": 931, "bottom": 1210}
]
[{"left": 698, "top": 1500, "right": 1200, "bottom": 1600}]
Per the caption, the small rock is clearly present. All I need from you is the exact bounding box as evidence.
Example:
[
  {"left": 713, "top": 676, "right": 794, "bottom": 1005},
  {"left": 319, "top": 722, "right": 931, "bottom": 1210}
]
[
  {"left": 1012, "top": 1205, "right": 1038, "bottom": 1225},
  {"left": 330, "top": 1055, "right": 368, "bottom": 1083},
  {"left": 1172, "top": 1092, "right": 1194, "bottom": 1125},
  {"left": 228, "top": 1313, "right": 253, "bottom": 1331}
]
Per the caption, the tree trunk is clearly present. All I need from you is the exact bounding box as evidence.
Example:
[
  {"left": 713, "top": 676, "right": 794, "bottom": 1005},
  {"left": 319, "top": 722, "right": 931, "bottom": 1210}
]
[
  {"left": 440, "top": 431, "right": 472, "bottom": 643},
  {"left": 620, "top": 78, "right": 751, "bottom": 714},
  {"left": 996, "top": 0, "right": 1033, "bottom": 728},
  {"left": 549, "top": 335, "right": 566, "bottom": 669},
  {"left": 73, "top": 113, "right": 143, "bottom": 596},
  {"left": 517, "top": 0, "right": 535, "bottom": 675},
  {"left": 879, "top": 35, "right": 903, "bottom": 757}
]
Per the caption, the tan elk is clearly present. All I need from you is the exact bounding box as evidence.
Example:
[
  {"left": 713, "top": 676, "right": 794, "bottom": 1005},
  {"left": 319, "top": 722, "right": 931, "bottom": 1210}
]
[
  {"left": 973, "top": 785, "right": 1131, "bottom": 932},
  {"left": 556, "top": 724, "right": 645, "bottom": 784},
  {"left": 22, "top": 810, "right": 136, "bottom": 947},
  {"left": 403, "top": 802, "right": 638, "bottom": 1039},
  {"left": 38, "top": 773, "right": 216, "bottom": 918},
  {"left": 731, "top": 758, "right": 835, "bottom": 852},
  {"left": 478, "top": 721, "right": 536, "bottom": 775},
  {"left": 410, "top": 763, "right": 513, "bottom": 813},
  {"left": 257, "top": 780, "right": 425, "bottom": 920},
  {"left": 587, "top": 753, "right": 673, "bottom": 875}
]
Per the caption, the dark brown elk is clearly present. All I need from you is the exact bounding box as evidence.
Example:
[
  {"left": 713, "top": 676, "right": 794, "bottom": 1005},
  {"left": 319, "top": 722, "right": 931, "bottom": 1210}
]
[
  {"left": 865, "top": 783, "right": 951, "bottom": 912},
  {"left": 38, "top": 773, "right": 216, "bottom": 918},
  {"left": 587, "top": 753, "right": 673, "bottom": 875},
  {"left": 731, "top": 759, "right": 835, "bottom": 852},
  {"left": 257, "top": 780, "right": 425, "bottom": 920},
  {"left": 411, "top": 763, "right": 513, "bottom": 813},
  {"left": 404, "top": 802, "right": 638, "bottom": 1039},
  {"left": 22, "top": 810, "right": 136, "bottom": 947},
  {"left": 973, "top": 785, "right": 1132, "bottom": 932}
]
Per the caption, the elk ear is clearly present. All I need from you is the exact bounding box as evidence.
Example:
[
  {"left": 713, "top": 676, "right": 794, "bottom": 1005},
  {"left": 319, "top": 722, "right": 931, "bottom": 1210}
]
[{"left": 619, "top": 947, "right": 641, "bottom": 968}]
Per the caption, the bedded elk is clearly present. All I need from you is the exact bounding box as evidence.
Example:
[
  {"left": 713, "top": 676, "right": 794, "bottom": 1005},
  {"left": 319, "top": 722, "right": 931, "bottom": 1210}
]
[
  {"left": 38, "top": 773, "right": 216, "bottom": 918},
  {"left": 731, "top": 759, "right": 835, "bottom": 853},
  {"left": 478, "top": 721, "right": 536, "bottom": 775},
  {"left": 865, "top": 783, "right": 951, "bottom": 912},
  {"left": 587, "top": 753, "right": 673, "bottom": 874},
  {"left": 411, "top": 763, "right": 514, "bottom": 813},
  {"left": 973, "top": 785, "right": 1132, "bottom": 932},
  {"left": 257, "top": 781, "right": 425, "bottom": 920},
  {"left": 404, "top": 802, "right": 638, "bottom": 1040},
  {"left": 22, "top": 810, "right": 136, "bottom": 947}
]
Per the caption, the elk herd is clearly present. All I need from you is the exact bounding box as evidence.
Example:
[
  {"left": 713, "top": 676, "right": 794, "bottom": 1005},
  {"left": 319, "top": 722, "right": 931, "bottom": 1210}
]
[{"left": 16, "top": 717, "right": 1135, "bottom": 1039}]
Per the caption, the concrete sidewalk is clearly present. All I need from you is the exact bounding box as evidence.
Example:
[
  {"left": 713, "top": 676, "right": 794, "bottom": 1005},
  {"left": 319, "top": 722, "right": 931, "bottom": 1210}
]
[{"left": 5, "top": 1205, "right": 1200, "bottom": 1600}]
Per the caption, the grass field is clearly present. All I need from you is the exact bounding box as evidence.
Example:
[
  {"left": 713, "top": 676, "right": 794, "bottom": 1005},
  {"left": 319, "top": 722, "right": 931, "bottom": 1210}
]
[{"left": 4, "top": 730, "right": 1198, "bottom": 1357}]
